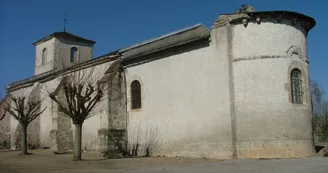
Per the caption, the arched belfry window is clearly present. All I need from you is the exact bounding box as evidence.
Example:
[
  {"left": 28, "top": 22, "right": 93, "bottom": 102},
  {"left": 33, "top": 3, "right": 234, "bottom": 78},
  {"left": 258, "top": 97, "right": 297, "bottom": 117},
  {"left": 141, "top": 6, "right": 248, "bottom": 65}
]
[
  {"left": 291, "top": 69, "right": 303, "bottom": 104},
  {"left": 70, "top": 47, "right": 78, "bottom": 63},
  {"left": 131, "top": 80, "right": 141, "bottom": 109},
  {"left": 42, "top": 48, "right": 47, "bottom": 65}
]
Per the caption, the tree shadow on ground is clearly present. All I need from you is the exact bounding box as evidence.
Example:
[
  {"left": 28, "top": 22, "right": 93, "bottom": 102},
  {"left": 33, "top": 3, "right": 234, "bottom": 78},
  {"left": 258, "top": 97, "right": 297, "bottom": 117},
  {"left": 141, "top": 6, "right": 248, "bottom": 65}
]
[{"left": 0, "top": 149, "right": 19, "bottom": 152}]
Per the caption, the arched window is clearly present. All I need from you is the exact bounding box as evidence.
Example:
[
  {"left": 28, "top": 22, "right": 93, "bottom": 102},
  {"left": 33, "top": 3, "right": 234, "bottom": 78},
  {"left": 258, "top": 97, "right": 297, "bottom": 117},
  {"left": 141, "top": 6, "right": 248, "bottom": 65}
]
[
  {"left": 42, "top": 48, "right": 47, "bottom": 65},
  {"left": 291, "top": 69, "right": 303, "bottom": 104},
  {"left": 131, "top": 80, "right": 141, "bottom": 109},
  {"left": 70, "top": 47, "right": 78, "bottom": 63}
]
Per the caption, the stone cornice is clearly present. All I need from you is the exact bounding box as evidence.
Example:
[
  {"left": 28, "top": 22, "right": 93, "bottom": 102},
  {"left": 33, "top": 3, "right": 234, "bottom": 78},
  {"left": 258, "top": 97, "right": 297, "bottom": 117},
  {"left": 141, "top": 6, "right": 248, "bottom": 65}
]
[{"left": 212, "top": 11, "right": 316, "bottom": 34}]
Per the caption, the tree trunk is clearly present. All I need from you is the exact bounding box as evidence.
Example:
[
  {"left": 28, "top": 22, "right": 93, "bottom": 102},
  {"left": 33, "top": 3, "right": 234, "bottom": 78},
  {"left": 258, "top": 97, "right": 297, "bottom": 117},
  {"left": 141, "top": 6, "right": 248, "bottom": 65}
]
[
  {"left": 73, "top": 123, "right": 83, "bottom": 160},
  {"left": 21, "top": 123, "right": 28, "bottom": 155}
]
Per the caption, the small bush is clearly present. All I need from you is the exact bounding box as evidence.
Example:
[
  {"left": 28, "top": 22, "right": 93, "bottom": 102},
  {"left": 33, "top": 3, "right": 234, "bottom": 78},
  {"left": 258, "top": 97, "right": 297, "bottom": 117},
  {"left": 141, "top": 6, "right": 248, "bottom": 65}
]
[{"left": 102, "top": 126, "right": 162, "bottom": 158}]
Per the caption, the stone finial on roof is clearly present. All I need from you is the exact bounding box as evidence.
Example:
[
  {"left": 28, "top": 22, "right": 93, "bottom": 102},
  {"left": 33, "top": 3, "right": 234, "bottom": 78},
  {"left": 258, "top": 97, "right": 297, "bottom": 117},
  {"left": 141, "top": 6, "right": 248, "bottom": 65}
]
[{"left": 235, "top": 4, "right": 255, "bottom": 13}]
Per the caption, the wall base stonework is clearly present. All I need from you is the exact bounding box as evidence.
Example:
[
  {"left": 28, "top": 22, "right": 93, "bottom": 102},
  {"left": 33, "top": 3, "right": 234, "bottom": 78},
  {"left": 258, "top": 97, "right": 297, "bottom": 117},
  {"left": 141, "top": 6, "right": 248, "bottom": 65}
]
[
  {"left": 236, "top": 140, "right": 315, "bottom": 158},
  {"left": 158, "top": 141, "right": 234, "bottom": 159},
  {"left": 98, "top": 128, "right": 108, "bottom": 151},
  {"left": 27, "top": 117, "right": 41, "bottom": 149},
  {"left": 11, "top": 124, "right": 22, "bottom": 150},
  {"left": 98, "top": 128, "right": 127, "bottom": 154},
  {"left": 50, "top": 129, "right": 73, "bottom": 153}
]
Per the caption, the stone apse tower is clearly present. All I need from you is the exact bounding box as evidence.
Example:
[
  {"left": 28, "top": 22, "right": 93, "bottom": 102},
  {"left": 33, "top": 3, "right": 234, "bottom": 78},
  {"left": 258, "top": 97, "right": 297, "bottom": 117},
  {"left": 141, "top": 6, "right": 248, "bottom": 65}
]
[{"left": 212, "top": 6, "right": 316, "bottom": 158}]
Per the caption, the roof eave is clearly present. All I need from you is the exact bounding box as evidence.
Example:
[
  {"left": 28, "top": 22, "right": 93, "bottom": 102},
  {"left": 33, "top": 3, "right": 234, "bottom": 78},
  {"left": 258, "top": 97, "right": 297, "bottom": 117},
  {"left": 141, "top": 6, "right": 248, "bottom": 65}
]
[
  {"left": 32, "top": 34, "right": 55, "bottom": 46},
  {"left": 32, "top": 32, "right": 96, "bottom": 46},
  {"left": 7, "top": 52, "right": 120, "bottom": 92}
]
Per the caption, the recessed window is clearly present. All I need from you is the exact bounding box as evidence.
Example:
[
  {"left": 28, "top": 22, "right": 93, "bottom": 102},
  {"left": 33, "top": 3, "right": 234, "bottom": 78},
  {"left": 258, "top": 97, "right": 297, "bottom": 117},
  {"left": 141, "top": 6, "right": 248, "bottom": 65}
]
[
  {"left": 131, "top": 80, "right": 141, "bottom": 109},
  {"left": 291, "top": 69, "right": 303, "bottom": 104},
  {"left": 70, "top": 47, "right": 78, "bottom": 63},
  {"left": 42, "top": 48, "right": 47, "bottom": 65}
]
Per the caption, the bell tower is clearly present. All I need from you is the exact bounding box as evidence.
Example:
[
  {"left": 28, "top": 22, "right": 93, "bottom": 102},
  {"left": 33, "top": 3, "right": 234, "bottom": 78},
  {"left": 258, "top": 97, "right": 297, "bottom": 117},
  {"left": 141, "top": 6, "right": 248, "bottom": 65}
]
[{"left": 33, "top": 32, "right": 96, "bottom": 75}]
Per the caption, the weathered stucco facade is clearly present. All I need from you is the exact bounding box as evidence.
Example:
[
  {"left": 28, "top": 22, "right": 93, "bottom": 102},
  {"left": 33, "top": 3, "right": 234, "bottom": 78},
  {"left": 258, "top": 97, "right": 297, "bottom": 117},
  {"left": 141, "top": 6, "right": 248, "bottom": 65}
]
[
  {"left": 2, "top": 6, "right": 316, "bottom": 159},
  {"left": 223, "top": 14, "right": 314, "bottom": 158}
]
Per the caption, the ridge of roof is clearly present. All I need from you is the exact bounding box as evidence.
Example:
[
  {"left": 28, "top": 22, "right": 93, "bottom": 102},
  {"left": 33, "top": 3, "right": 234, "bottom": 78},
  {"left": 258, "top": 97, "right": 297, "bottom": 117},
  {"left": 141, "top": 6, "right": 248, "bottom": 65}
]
[
  {"left": 119, "top": 23, "right": 209, "bottom": 52},
  {"left": 32, "top": 32, "right": 96, "bottom": 46}
]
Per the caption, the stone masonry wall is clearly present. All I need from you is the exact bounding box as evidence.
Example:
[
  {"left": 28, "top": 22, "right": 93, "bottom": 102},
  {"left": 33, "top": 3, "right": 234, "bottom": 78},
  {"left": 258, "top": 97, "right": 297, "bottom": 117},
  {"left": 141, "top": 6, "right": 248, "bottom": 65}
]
[
  {"left": 98, "top": 70, "right": 127, "bottom": 152},
  {"left": 50, "top": 90, "right": 73, "bottom": 153},
  {"left": 0, "top": 97, "right": 11, "bottom": 148}
]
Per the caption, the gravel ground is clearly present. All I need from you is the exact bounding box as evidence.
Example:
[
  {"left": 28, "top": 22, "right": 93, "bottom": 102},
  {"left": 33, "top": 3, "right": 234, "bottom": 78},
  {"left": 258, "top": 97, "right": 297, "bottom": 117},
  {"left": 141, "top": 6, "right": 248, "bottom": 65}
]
[{"left": 0, "top": 149, "right": 327, "bottom": 173}]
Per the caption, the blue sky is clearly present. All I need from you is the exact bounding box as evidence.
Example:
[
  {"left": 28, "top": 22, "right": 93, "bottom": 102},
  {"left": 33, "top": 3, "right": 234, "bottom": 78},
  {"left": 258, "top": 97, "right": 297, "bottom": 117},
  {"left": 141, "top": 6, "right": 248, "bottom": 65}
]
[{"left": 0, "top": 0, "right": 327, "bottom": 97}]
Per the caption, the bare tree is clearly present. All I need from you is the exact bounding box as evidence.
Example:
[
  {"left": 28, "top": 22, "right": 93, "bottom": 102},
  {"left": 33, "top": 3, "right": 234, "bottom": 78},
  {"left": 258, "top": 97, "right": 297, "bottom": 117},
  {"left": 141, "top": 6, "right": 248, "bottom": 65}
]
[
  {"left": 2, "top": 85, "right": 46, "bottom": 155},
  {"left": 311, "top": 80, "right": 328, "bottom": 142},
  {"left": 48, "top": 66, "right": 107, "bottom": 160}
]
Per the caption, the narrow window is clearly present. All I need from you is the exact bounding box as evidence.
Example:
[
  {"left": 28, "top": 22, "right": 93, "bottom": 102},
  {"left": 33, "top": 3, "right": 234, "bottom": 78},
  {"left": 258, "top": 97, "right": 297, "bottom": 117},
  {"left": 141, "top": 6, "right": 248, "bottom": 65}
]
[
  {"left": 42, "top": 48, "right": 47, "bottom": 65},
  {"left": 70, "top": 47, "right": 78, "bottom": 63},
  {"left": 131, "top": 80, "right": 141, "bottom": 109},
  {"left": 291, "top": 69, "right": 303, "bottom": 104}
]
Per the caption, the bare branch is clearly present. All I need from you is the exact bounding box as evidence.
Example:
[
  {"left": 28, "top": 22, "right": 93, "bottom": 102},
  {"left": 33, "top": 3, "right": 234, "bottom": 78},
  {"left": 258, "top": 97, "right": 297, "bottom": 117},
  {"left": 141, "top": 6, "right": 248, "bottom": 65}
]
[
  {"left": 5, "top": 104, "right": 21, "bottom": 122},
  {"left": 0, "top": 110, "right": 6, "bottom": 121},
  {"left": 28, "top": 106, "right": 47, "bottom": 124}
]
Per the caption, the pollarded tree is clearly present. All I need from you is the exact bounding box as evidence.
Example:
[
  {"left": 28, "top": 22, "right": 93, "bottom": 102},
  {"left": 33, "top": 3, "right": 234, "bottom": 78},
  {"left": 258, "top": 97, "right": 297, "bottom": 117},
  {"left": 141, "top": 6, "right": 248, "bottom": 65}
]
[
  {"left": 48, "top": 66, "right": 107, "bottom": 161},
  {"left": 2, "top": 85, "right": 46, "bottom": 155}
]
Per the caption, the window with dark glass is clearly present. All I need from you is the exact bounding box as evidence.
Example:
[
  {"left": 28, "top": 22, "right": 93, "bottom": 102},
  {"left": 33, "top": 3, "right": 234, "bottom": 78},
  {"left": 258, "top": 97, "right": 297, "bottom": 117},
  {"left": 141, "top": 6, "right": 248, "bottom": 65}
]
[
  {"left": 131, "top": 80, "right": 141, "bottom": 109},
  {"left": 42, "top": 48, "right": 47, "bottom": 65},
  {"left": 70, "top": 47, "right": 78, "bottom": 63},
  {"left": 291, "top": 69, "right": 303, "bottom": 104}
]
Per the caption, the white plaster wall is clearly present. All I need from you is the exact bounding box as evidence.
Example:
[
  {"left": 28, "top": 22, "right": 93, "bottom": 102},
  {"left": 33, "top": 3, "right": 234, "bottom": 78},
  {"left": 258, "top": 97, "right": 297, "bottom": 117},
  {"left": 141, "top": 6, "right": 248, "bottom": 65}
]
[
  {"left": 232, "top": 19, "right": 307, "bottom": 60},
  {"left": 233, "top": 58, "right": 311, "bottom": 139},
  {"left": 40, "top": 79, "right": 58, "bottom": 147},
  {"left": 35, "top": 38, "right": 56, "bottom": 75},
  {"left": 126, "top": 41, "right": 233, "bottom": 158}
]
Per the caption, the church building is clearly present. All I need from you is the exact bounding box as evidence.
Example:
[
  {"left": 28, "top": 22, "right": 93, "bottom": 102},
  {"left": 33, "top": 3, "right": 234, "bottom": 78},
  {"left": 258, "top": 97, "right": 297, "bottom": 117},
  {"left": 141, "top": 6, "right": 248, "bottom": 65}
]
[{"left": 0, "top": 5, "right": 317, "bottom": 159}]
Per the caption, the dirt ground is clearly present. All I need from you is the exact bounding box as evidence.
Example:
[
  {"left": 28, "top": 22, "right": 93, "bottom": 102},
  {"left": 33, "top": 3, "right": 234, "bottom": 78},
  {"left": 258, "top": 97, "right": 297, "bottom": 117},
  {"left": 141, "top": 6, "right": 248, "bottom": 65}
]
[{"left": 0, "top": 149, "right": 327, "bottom": 173}]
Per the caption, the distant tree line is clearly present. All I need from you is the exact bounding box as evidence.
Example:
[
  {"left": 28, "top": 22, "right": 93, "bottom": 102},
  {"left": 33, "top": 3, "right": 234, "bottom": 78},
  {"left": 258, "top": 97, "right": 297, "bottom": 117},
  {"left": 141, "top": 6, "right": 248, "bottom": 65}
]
[{"left": 311, "top": 80, "right": 328, "bottom": 142}]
